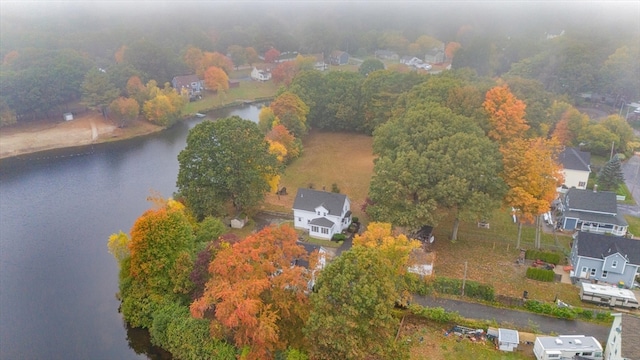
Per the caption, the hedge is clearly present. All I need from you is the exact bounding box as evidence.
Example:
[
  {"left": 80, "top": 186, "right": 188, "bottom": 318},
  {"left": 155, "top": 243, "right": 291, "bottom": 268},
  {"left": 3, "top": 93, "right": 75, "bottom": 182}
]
[
  {"left": 526, "top": 267, "right": 555, "bottom": 282},
  {"left": 523, "top": 300, "right": 577, "bottom": 320},
  {"left": 525, "top": 250, "right": 561, "bottom": 264},
  {"left": 331, "top": 233, "right": 346, "bottom": 242}
]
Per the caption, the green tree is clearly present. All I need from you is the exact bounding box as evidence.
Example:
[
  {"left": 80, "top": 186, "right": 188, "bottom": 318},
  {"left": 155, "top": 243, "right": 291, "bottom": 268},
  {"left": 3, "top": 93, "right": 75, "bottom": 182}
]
[
  {"left": 227, "top": 45, "right": 247, "bottom": 69},
  {"left": 358, "top": 58, "right": 385, "bottom": 77},
  {"left": 176, "top": 116, "right": 279, "bottom": 219},
  {"left": 194, "top": 216, "right": 226, "bottom": 244},
  {"left": 288, "top": 70, "right": 328, "bottom": 128},
  {"left": 368, "top": 102, "right": 504, "bottom": 235},
  {"left": 316, "top": 71, "right": 363, "bottom": 131},
  {"left": 269, "top": 92, "right": 310, "bottom": 138},
  {"left": 81, "top": 67, "right": 119, "bottom": 117},
  {"left": 597, "top": 155, "right": 625, "bottom": 191},
  {"left": 600, "top": 115, "right": 634, "bottom": 154},
  {"left": 304, "top": 246, "right": 408, "bottom": 360},
  {"left": 577, "top": 123, "right": 619, "bottom": 157}
]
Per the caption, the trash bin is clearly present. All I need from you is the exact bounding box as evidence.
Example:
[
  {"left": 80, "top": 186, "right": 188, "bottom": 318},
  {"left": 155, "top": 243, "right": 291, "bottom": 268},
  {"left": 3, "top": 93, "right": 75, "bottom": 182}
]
[{"left": 523, "top": 290, "right": 529, "bottom": 299}]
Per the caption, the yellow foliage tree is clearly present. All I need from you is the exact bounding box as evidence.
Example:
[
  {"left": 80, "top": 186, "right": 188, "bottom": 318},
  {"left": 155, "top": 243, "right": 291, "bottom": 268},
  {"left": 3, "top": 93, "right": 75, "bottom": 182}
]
[{"left": 353, "top": 222, "right": 421, "bottom": 275}]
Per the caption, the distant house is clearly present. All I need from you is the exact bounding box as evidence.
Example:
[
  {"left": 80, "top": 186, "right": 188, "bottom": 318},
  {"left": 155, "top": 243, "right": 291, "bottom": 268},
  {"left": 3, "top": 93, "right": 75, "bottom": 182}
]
[
  {"left": 294, "top": 242, "right": 329, "bottom": 290},
  {"left": 374, "top": 49, "right": 399, "bottom": 60},
  {"left": 605, "top": 313, "right": 640, "bottom": 360},
  {"left": 251, "top": 65, "right": 273, "bottom": 81},
  {"left": 171, "top": 75, "right": 204, "bottom": 98},
  {"left": 309, "top": 53, "right": 328, "bottom": 71},
  {"left": 276, "top": 51, "right": 298, "bottom": 63},
  {"left": 559, "top": 147, "right": 591, "bottom": 190},
  {"left": 293, "top": 188, "right": 352, "bottom": 240},
  {"left": 329, "top": 50, "right": 349, "bottom": 65},
  {"left": 570, "top": 231, "right": 640, "bottom": 289},
  {"left": 424, "top": 46, "right": 445, "bottom": 64},
  {"left": 560, "top": 188, "right": 628, "bottom": 236}
]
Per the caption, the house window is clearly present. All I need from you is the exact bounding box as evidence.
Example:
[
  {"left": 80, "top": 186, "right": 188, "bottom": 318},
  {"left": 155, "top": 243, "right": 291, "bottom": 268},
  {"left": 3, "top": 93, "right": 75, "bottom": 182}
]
[
  {"left": 298, "top": 217, "right": 302, "bottom": 222},
  {"left": 578, "top": 181, "right": 586, "bottom": 187},
  {"left": 590, "top": 268, "right": 596, "bottom": 277},
  {"left": 317, "top": 211, "right": 320, "bottom": 215},
  {"left": 582, "top": 352, "right": 592, "bottom": 356},
  {"left": 602, "top": 271, "right": 608, "bottom": 278},
  {"left": 612, "top": 260, "right": 618, "bottom": 268},
  {"left": 311, "top": 226, "right": 319, "bottom": 233},
  {"left": 324, "top": 212, "right": 327, "bottom": 216},
  {"left": 321, "top": 228, "right": 329, "bottom": 234}
]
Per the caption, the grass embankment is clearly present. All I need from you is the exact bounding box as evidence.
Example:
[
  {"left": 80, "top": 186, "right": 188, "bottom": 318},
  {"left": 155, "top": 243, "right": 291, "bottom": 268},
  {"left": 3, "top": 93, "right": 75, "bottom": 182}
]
[
  {"left": 625, "top": 215, "right": 640, "bottom": 238},
  {"left": 183, "top": 79, "right": 279, "bottom": 115}
]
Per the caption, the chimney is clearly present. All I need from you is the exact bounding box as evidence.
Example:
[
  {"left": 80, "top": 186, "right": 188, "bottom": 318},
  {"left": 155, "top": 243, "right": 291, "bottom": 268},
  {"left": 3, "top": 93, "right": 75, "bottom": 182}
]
[{"left": 593, "top": 184, "right": 598, "bottom": 193}]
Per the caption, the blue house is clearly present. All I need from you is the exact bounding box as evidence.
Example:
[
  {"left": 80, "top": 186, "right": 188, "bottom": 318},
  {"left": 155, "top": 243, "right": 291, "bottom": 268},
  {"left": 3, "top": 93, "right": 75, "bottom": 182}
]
[
  {"left": 171, "top": 74, "right": 204, "bottom": 98},
  {"left": 570, "top": 232, "right": 640, "bottom": 289},
  {"left": 560, "top": 188, "right": 628, "bottom": 236}
]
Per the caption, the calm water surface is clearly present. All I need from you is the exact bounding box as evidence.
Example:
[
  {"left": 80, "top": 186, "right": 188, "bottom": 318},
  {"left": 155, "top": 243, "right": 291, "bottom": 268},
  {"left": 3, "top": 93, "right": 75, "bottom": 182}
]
[{"left": 0, "top": 104, "right": 262, "bottom": 359}]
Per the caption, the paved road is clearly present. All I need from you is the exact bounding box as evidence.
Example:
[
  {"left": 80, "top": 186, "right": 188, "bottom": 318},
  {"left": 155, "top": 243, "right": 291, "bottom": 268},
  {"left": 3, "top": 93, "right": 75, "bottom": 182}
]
[
  {"left": 620, "top": 153, "right": 640, "bottom": 219},
  {"left": 413, "top": 295, "right": 610, "bottom": 343}
]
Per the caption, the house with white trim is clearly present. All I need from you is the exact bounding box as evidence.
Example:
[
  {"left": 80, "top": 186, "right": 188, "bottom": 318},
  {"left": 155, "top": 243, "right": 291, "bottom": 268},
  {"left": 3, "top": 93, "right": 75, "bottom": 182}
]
[
  {"left": 605, "top": 313, "right": 640, "bottom": 360},
  {"left": 570, "top": 231, "right": 640, "bottom": 289},
  {"left": 533, "top": 335, "right": 602, "bottom": 360},
  {"left": 558, "top": 147, "right": 591, "bottom": 190},
  {"left": 293, "top": 188, "right": 352, "bottom": 240},
  {"left": 560, "top": 188, "right": 628, "bottom": 236}
]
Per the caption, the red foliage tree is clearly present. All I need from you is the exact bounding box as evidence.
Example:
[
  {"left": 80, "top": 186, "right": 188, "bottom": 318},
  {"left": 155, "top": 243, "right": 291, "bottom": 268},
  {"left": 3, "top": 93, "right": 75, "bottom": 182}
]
[{"left": 264, "top": 48, "right": 281, "bottom": 63}]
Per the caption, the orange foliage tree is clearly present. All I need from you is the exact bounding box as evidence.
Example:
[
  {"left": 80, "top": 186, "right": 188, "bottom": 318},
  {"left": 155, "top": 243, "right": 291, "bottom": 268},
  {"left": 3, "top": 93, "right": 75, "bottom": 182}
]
[
  {"left": 264, "top": 48, "right": 280, "bottom": 63},
  {"left": 500, "top": 138, "right": 563, "bottom": 248},
  {"left": 108, "top": 96, "right": 139, "bottom": 127},
  {"left": 202, "top": 51, "right": 234, "bottom": 75},
  {"left": 190, "top": 225, "right": 311, "bottom": 359},
  {"left": 483, "top": 84, "right": 529, "bottom": 143},
  {"left": 183, "top": 46, "right": 204, "bottom": 74},
  {"left": 272, "top": 61, "right": 298, "bottom": 86},
  {"left": 266, "top": 124, "right": 300, "bottom": 162},
  {"left": 114, "top": 45, "right": 127, "bottom": 64},
  {"left": 445, "top": 42, "right": 462, "bottom": 60},
  {"left": 204, "top": 66, "right": 229, "bottom": 93}
]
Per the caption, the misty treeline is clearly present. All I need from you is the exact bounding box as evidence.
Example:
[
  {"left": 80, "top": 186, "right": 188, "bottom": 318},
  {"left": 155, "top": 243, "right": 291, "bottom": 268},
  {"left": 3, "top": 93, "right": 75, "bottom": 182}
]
[{"left": 0, "top": 2, "right": 638, "bottom": 124}]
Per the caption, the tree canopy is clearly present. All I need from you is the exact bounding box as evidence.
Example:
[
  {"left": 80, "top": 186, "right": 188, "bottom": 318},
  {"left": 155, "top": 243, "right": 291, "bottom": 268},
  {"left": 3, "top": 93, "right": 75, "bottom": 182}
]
[{"left": 176, "top": 116, "right": 280, "bottom": 219}]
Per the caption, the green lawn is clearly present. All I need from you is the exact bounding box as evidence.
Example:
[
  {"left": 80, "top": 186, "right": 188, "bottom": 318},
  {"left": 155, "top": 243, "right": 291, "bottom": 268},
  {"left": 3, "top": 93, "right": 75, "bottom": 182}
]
[
  {"left": 625, "top": 215, "right": 640, "bottom": 238},
  {"left": 183, "top": 80, "right": 279, "bottom": 114}
]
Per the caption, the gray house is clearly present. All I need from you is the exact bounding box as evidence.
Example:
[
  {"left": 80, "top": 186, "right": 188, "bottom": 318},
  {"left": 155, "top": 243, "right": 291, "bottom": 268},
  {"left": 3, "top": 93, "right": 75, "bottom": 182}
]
[
  {"left": 424, "top": 46, "right": 445, "bottom": 64},
  {"left": 171, "top": 75, "right": 204, "bottom": 98},
  {"left": 560, "top": 188, "right": 628, "bottom": 236},
  {"left": 570, "top": 232, "right": 640, "bottom": 289},
  {"left": 329, "top": 50, "right": 349, "bottom": 65}
]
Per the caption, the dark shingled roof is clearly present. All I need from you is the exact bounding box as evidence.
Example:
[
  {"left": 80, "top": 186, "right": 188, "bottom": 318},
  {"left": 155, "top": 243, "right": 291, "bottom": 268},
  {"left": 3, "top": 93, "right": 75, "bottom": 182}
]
[
  {"left": 294, "top": 242, "right": 322, "bottom": 269},
  {"left": 575, "top": 232, "right": 640, "bottom": 264},
  {"left": 309, "top": 217, "right": 335, "bottom": 228},
  {"left": 293, "top": 188, "right": 347, "bottom": 216},
  {"left": 565, "top": 188, "right": 618, "bottom": 214},
  {"left": 559, "top": 147, "right": 591, "bottom": 172},
  {"left": 563, "top": 210, "right": 628, "bottom": 226},
  {"left": 172, "top": 74, "right": 201, "bottom": 89},
  {"left": 621, "top": 314, "right": 640, "bottom": 359}
]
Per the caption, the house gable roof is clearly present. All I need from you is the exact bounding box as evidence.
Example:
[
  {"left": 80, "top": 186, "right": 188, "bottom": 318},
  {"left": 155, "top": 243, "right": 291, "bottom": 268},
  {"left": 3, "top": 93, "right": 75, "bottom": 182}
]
[
  {"left": 559, "top": 147, "right": 591, "bottom": 172},
  {"left": 621, "top": 314, "right": 640, "bottom": 358},
  {"left": 293, "top": 188, "right": 348, "bottom": 216},
  {"left": 565, "top": 188, "right": 618, "bottom": 214},
  {"left": 172, "top": 75, "right": 201, "bottom": 89},
  {"left": 575, "top": 232, "right": 640, "bottom": 265}
]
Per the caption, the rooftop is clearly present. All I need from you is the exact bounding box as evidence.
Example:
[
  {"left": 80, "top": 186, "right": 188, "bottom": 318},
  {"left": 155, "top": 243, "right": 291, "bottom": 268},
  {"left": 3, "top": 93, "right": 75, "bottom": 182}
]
[{"left": 575, "top": 232, "right": 640, "bottom": 264}]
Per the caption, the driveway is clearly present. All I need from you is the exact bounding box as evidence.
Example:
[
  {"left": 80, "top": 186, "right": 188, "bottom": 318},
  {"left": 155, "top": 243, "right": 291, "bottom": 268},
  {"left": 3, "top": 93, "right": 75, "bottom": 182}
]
[
  {"left": 413, "top": 295, "right": 610, "bottom": 343},
  {"left": 620, "top": 153, "right": 640, "bottom": 219}
]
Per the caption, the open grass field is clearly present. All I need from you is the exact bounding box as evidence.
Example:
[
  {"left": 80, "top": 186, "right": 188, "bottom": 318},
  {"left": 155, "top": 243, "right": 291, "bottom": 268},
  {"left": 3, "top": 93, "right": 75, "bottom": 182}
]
[
  {"left": 401, "top": 316, "right": 535, "bottom": 360},
  {"left": 262, "top": 130, "right": 375, "bottom": 219},
  {"left": 625, "top": 215, "right": 640, "bottom": 237}
]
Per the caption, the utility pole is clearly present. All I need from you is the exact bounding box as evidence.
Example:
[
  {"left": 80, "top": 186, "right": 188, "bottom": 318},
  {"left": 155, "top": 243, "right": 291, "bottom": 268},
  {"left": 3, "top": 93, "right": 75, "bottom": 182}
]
[
  {"left": 610, "top": 141, "right": 615, "bottom": 161},
  {"left": 461, "top": 261, "right": 468, "bottom": 297}
]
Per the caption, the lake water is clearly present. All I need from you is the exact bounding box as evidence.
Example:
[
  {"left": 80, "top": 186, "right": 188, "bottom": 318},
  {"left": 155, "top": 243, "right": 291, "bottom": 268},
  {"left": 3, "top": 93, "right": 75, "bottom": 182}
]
[{"left": 0, "top": 104, "right": 263, "bottom": 359}]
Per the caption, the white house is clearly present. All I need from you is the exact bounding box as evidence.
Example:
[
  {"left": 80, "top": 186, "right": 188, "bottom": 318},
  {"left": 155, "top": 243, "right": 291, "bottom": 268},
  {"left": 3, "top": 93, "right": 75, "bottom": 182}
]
[
  {"left": 293, "top": 188, "right": 352, "bottom": 240},
  {"left": 534, "top": 335, "right": 603, "bottom": 360},
  {"left": 251, "top": 65, "right": 273, "bottom": 81},
  {"left": 559, "top": 147, "right": 591, "bottom": 190},
  {"left": 295, "top": 242, "right": 329, "bottom": 291},
  {"left": 605, "top": 313, "right": 640, "bottom": 360}
]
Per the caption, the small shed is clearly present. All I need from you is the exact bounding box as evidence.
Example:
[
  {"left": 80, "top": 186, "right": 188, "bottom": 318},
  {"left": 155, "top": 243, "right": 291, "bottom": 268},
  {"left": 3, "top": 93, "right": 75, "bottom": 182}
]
[
  {"left": 230, "top": 216, "right": 247, "bottom": 229},
  {"left": 63, "top": 112, "right": 73, "bottom": 121},
  {"left": 498, "top": 328, "right": 519, "bottom": 352}
]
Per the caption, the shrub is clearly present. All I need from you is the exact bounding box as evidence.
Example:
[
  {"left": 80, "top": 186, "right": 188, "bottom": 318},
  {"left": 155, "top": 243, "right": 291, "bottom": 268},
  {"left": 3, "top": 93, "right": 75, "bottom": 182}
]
[
  {"left": 331, "top": 233, "right": 346, "bottom": 242},
  {"left": 352, "top": 216, "right": 359, "bottom": 224},
  {"left": 525, "top": 250, "right": 561, "bottom": 264},
  {"left": 523, "top": 300, "right": 576, "bottom": 319},
  {"left": 526, "top": 267, "right": 555, "bottom": 282},
  {"left": 331, "top": 183, "right": 340, "bottom": 193},
  {"left": 409, "top": 304, "right": 462, "bottom": 323},
  {"left": 431, "top": 276, "right": 495, "bottom": 302}
]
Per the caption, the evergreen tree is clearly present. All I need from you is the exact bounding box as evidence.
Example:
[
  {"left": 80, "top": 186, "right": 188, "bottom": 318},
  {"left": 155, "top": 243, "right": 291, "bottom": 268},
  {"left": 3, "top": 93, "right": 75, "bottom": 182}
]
[{"left": 597, "top": 155, "right": 625, "bottom": 191}]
